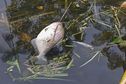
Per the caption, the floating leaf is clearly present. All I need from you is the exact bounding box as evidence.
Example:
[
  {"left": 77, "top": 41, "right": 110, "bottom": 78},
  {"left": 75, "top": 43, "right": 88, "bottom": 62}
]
[
  {"left": 36, "top": 6, "right": 44, "bottom": 10},
  {"left": 111, "top": 37, "right": 123, "bottom": 44},
  {"left": 111, "top": 37, "right": 126, "bottom": 47},
  {"left": 19, "top": 32, "right": 31, "bottom": 42},
  {"left": 120, "top": 70, "right": 126, "bottom": 84}
]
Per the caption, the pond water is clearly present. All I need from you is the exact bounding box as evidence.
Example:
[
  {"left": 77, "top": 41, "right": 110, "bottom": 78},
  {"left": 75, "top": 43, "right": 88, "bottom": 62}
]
[{"left": 0, "top": 0, "right": 125, "bottom": 84}]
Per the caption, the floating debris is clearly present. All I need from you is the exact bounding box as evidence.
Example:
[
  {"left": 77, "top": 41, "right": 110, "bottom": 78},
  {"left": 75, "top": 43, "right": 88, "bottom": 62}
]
[
  {"left": 73, "top": 41, "right": 94, "bottom": 50},
  {"left": 36, "top": 6, "right": 44, "bottom": 10},
  {"left": 120, "top": 70, "right": 126, "bottom": 84},
  {"left": 19, "top": 32, "right": 31, "bottom": 42},
  {"left": 80, "top": 51, "right": 101, "bottom": 67}
]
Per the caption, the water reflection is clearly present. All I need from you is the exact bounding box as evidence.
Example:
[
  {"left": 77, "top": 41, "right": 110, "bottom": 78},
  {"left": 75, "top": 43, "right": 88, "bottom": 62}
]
[{"left": 102, "top": 45, "right": 125, "bottom": 70}]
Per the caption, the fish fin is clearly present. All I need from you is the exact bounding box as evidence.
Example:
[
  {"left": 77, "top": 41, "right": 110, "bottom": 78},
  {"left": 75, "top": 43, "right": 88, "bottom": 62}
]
[
  {"left": 36, "top": 55, "right": 48, "bottom": 65},
  {"left": 31, "top": 38, "right": 39, "bottom": 52}
]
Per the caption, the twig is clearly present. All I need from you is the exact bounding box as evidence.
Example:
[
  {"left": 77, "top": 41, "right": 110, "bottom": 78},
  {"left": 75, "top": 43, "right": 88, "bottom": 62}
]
[
  {"left": 60, "top": 2, "right": 72, "bottom": 21},
  {"left": 10, "top": 11, "right": 54, "bottom": 24},
  {"left": 80, "top": 51, "right": 101, "bottom": 67}
]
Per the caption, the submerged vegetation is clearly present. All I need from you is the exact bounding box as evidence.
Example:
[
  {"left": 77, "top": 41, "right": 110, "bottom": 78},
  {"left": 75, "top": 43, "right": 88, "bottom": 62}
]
[{"left": 0, "top": 0, "right": 126, "bottom": 83}]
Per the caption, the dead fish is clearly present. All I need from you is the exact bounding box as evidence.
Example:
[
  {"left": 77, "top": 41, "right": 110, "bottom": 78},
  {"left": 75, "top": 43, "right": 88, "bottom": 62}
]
[
  {"left": 31, "top": 22, "right": 64, "bottom": 64},
  {"left": 121, "top": 1, "right": 126, "bottom": 9}
]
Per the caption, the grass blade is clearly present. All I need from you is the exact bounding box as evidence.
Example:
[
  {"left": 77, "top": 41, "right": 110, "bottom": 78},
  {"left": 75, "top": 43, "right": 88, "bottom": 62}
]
[{"left": 80, "top": 51, "right": 101, "bottom": 67}]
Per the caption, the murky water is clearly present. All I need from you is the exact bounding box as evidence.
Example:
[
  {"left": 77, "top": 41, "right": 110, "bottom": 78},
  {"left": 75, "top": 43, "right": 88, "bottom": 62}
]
[{"left": 0, "top": 0, "right": 125, "bottom": 84}]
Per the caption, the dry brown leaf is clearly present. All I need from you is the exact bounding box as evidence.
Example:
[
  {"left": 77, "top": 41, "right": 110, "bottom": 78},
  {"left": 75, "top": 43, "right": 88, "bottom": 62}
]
[
  {"left": 36, "top": 6, "right": 44, "bottom": 10},
  {"left": 19, "top": 32, "right": 31, "bottom": 42}
]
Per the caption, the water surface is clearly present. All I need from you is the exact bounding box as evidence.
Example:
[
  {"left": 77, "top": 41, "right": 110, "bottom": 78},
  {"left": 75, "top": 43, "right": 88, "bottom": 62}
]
[{"left": 0, "top": 0, "right": 125, "bottom": 84}]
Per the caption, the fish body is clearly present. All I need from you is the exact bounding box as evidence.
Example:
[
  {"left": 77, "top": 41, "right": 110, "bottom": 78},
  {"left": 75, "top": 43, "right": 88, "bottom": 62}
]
[{"left": 31, "top": 22, "right": 64, "bottom": 64}]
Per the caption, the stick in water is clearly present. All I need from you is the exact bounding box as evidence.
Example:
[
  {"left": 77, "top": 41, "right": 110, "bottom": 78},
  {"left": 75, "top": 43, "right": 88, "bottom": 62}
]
[{"left": 60, "top": 2, "right": 72, "bottom": 21}]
